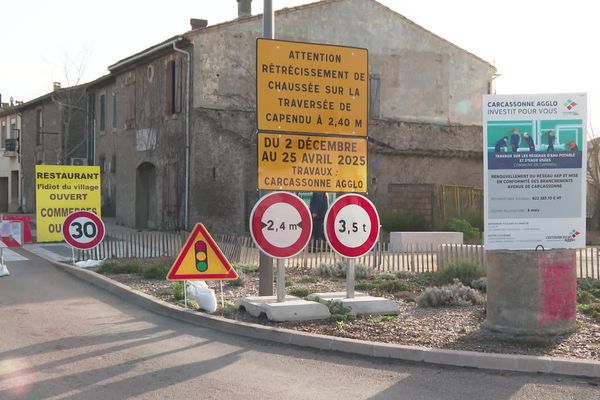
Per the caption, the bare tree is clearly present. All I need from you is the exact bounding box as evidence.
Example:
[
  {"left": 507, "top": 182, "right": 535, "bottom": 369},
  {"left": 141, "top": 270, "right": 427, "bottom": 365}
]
[{"left": 586, "top": 114, "right": 600, "bottom": 229}]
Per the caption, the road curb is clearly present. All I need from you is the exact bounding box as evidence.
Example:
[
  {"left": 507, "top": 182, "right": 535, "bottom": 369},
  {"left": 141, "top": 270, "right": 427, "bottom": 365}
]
[{"left": 43, "top": 255, "right": 600, "bottom": 378}]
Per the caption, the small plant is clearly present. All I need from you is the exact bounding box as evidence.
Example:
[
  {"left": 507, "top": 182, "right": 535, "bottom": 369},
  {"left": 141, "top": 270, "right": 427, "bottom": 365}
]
[
  {"left": 354, "top": 264, "right": 371, "bottom": 280},
  {"left": 142, "top": 261, "right": 171, "bottom": 280},
  {"left": 230, "top": 269, "right": 246, "bottom": 287},
  {"left": 171, "top": 281, "right": 185, "bottom": 301},
  {"left": 218, "top": 301, "right": 238, "bottom": 317},
  {"left": 312, "top": 262, "right": 339, "bottom": 277},
  {"left": 289, "top": 287, "right": 318, "bottom": 298},
  {"left": 446, "top": 218, "right": 480, "bottom": 242},
  {"left": 327, "top": 300, "right": 357, "bottom": 321},
  {"left": 370, "top": 315, "right": 395, "bottom": 324},
  {"left": 470, "top": 277, "right": 487, "bottom": 292},
  {"left": 407, "top": 271, "right": 435, "bottom": 286},
  {"left": 300, "top": 274, "right": 320, "bottom": 283},
  {"left": 577, "top": 303, "right": 600, "bottom": 319},
  {"left": 416, "top": 279, "right": 484, "bottom": 307},
  {"left": 233, "top": 264, "right": 259, "bottom": 273},
  {"left": 285, "top": 276, "right": 294, "bottom": 287},
  {"left": 97, "top": 260, "right": 141, "bottom": 275},
  {"left": 377, "top": 280, "right": 412, "bottom": 294},
  {"left": 433, "top": 260, "right": 485, "bottom": 286}
]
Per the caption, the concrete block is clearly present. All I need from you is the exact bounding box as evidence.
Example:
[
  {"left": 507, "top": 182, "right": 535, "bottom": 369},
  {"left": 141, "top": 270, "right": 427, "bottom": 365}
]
[
  {"left": 309, "top": 292, "right": 399, "bottom": 316},
  {"left": 515, "top": 355, "right": 553, "bottom": 374},
  {"left": 263, "top": 300, "right": 331, "bottom": 322},
  {"left": 469, "top": 352, "right": 519, "bottom": 371},
  {"left": 390, "top": 231, "right": 463, "bottom": 251},
  {"left": 238, "top": 295, "right": 300, "bottom": 318},
  {"left": 422, "top": 349, "right": 472, "bottom": 367},
  {"left": 306, "top": 291, "right": 368, "bottom": 301}
]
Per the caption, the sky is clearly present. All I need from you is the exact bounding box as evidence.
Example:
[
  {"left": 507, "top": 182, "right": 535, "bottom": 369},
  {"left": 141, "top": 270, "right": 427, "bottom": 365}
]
[{"left": 1, "top": 0, "right": 598, "bottom": 133}]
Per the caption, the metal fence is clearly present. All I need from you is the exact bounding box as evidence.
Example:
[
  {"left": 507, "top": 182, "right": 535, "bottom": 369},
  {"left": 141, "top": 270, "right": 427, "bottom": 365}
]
[{"left": 75, "top": 231, "right": 600, "bottom": 279}]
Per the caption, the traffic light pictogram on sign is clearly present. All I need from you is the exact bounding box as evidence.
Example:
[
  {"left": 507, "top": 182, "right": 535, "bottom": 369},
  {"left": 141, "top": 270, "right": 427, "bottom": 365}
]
[
  {"left": 167, "top": 223, "right": 238, "bottom": 281},
  {"left": 195, "top": 240, "right": 208, "bottom": 272}
]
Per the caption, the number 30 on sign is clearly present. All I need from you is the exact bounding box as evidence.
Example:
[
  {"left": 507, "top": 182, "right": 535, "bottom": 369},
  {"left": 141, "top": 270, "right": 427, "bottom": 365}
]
[{"left": 62, "top": 210, "right": 106, "bottom": 250}]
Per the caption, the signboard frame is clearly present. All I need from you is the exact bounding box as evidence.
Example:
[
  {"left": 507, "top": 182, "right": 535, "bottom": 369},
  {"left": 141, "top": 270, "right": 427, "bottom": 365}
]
[
  {"left": 483, "top": 93, "right": 587, "bottom": 250},
  {"left": 249, "top": 191, "right": 313, "bottom": 259},
  {"left": 256, "top": 38, "right": 369, "bottom": 137},
  {"left": 257, "top": 132, "right": 368, "bottom": 193},
  {"left": 324, "top": 194, "right": 380, "bottom": 258},
  {"left": 62, "top": 210, "right": 106, "bottom": 250}
]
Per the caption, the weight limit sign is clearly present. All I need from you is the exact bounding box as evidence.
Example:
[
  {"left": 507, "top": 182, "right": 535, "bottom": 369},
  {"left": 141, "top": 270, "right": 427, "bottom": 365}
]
[
  {"left": 324, "top": 194, "right": 380, "bottom": 258},
  {"left": 249, "top": 191, "right": 312, "bottom": 259},
  {"left": 62, "top": 210, "right": 106, "bottom": 250}
]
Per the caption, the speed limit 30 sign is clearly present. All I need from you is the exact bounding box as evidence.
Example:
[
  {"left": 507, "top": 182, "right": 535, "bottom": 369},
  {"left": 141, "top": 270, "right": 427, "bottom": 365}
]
[
  {"left": 324, "top": 194, "right": 380, "bottom": 258},
  {"left": 62, "top": 211, "right": 105, "bottom": 250}
]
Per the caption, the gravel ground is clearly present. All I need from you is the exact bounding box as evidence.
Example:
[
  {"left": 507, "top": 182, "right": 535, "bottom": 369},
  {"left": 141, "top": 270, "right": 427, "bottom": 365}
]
[{"left": 103, "top": 267, "right": 600, "bottom": 362}]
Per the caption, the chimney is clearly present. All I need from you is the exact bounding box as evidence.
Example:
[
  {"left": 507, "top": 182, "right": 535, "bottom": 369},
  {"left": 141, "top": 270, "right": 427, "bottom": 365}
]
[
  {"left": 190, "top": 18, "right": 208, "bottom": 30},
  {"left": 237, "top": 0, "right": 252, "bottom": 18},
  {"left": 53, "top": 82, "right": 61, "bottom": 91}
]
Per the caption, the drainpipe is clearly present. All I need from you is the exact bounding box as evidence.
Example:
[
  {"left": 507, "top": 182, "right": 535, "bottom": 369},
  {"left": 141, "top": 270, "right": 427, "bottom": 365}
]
[{"left": 172, "top": 42, "right": 191, "bottom": 230}]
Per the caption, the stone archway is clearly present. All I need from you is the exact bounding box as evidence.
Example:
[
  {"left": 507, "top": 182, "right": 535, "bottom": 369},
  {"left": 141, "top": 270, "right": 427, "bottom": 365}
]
[{"left": 136, "top": 162, "right": 156, "bottom": 229}]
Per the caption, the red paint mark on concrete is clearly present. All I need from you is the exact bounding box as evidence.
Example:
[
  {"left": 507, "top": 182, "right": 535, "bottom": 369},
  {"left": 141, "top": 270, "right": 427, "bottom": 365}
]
[{"left": 538, "top": 252, "right": 576, "bottom": 325}]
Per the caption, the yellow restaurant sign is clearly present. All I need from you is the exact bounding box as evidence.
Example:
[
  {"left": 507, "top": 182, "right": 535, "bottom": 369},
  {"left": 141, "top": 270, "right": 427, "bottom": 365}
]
[
  {"left": 256, "top": 38, "right": 368, "bottom": 136},
  {"left": 35, "top": 165, "right": 101, "bottom": 242},
  {"left": 258, "top": 132, "right": 367, "bottom": 193}
]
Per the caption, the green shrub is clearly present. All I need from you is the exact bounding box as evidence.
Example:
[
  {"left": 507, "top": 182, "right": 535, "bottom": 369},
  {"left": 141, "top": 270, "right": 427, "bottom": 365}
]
[
  {"left": 470, "top": 277, "right": 487, "bottom": 292},
  {"left": 327, "top": 300, "right": 357, "bottom": 321},
  {"left": 380, "top": 210, "right": 426, "bottom": 233},
  {"left": 300, "top": 274, "right": 320, "bottom": 283},
  {"left": 218, "top": 301, "right": 238, "bottom": 317},
  {"left": 233, "top": 264, "right": 259, "bottom": 273},
  {"left": 97, "top": 260, "right": 141, "bottom": 275},
  {"left": 355, "top": 278, "right": 413, "bottom": 294},
  {"left": 142, "top": 262, "right": 171, "bottom": 280},
  {"left": 289, "top": 287, "right": 318, "bottom": 298},
  {"left": 171, "top": 281, "right": 185, "bottom": 301},
  {"left": 433, "top": 260, "right": 485, "bottom": 286},
  {"left": 578, "top": 278, "right": 600, "bottom": 292},
  {"left": 230, "top": 269, "right": 246, "bottom": 287},
  {"left": 446, "top": 218, "right": 480, "bottom": 241},
  {"left": 407, "top": 272, "right": 435, "bottom": 286},
  {"left": 312, "top": 262, "right": 339, "bottom": 277},
  {"left": 577, "top": 303, "right": 600, "bottom": 319},
  {"left": 416, "top": 280, "right": 484, "bottom": 307}
]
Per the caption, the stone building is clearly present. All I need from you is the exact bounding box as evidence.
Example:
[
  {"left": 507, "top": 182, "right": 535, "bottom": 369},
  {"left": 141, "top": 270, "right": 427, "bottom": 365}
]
[
  {"left": 0, "top": 99, "right": 22, "bottom": 212},
  {"left": 17, "top": 83, "right": 88, "bottom": 212},
  {"left": 33, "top": 0, "right": 495, "bottom": 233}
]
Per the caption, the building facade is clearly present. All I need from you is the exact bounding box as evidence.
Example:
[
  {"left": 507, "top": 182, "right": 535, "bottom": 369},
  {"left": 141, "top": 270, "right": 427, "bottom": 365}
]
[{"left": 0, "top": 104, "right": 22, "bottom": 212}]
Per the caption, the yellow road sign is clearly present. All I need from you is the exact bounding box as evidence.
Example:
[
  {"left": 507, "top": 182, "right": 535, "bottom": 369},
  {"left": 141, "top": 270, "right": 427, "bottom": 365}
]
[
  {"left": 258, "top": 132, "right": 367, "bottom": 193},
  {"left": 257, "top": 38, "right": 368, "bottom": 136},
  {"left": 167, "top": 223, "right": 238, "bottom": 281}
]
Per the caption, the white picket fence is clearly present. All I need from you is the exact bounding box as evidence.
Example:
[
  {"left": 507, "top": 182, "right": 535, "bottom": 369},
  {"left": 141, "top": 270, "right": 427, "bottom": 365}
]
[{"left": 74, "top": 231, "right": 600, "bottom": 279}]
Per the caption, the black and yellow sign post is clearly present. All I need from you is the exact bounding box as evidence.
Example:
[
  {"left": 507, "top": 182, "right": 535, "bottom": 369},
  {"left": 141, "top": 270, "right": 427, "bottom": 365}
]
[
  {"left": 255, "top": 37, "right": 369, "bottom": 302},
  {"left": 256, "top": 38, "right": 369, "bottom": 192}
]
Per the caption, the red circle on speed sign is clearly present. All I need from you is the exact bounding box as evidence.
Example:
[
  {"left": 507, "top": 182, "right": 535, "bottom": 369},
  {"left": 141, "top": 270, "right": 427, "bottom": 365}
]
[
  {"left": 324, "top": 194, "right": 380, "bottom": 258},
  {"left": 62, "top": 211, "right": 106, "bottom": 250},
  {"left": 250, "top": 191, "right": 312, "bottom": 259}
]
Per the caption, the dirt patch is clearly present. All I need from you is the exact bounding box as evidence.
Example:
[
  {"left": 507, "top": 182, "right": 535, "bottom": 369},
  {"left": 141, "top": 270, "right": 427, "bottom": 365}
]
[{"left": 102, "top": 267, "right": 600, "bottom": 361}]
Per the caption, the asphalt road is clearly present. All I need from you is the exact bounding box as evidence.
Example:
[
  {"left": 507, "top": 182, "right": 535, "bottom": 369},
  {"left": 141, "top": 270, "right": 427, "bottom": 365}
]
[{"left": 1, "top": 250, "right": 599, "bottom": 400}]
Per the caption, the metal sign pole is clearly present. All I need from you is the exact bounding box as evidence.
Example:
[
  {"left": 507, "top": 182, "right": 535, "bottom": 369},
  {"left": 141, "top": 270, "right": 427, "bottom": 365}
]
[
  {"left": 72, "top": 248, "right": 75, "bottom": 265},
  {"left": 277, "top": 258, "right": 285, "bottom": 302},
  {"left": 220, "top": 280, "right": 225, "bottom": 310},
  {"left": 184, "top": 280, "right": 188, "bottom": 308},
  {"left": 346, "top": 258, "right": 355, "bottom": 299}
]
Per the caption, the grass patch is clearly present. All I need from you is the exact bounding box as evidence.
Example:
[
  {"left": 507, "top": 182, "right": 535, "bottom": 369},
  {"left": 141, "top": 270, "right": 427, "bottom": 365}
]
[
  {"left": 370, "top": 315, "right": 395, "bottom": 324},
  {"left": 234, "top": 264, "right": 259, "bottom": 273},
  {"left": 171, "top": 281, "right": 185, "bottom": 301},
  {"left": 355, "top": 278, "right": 415, "bottom": 294},
  {"left": 299, "top": 274, "right": 320, "bottom": 284},
  {"left": 97, "top": 260, "right": 141, "bottom": 275},
  {"left": 289, "top": 287, "right": 319, "bottom": 298}
]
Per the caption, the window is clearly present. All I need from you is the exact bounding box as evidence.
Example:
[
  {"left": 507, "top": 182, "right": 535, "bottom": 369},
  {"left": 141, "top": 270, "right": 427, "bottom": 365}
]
[
  {"left": 111, "top": 154, "right": 116, "bottom": 173},
  {"left": 165, "top": 59, "right": 182, "bottom": 114},
  {"left": 112, "top": 91, "right": 117, "bottom": 129},
  {"left": 36, "top": 109, "right": 43, "bottom": 145},
  {"left": 99, "top": 94, "right": 106, "bottom": 132},
  {"left": 369, "top": 74, "right": 381, "bottom": 119},
  {"left": 1, "top": 121, "right": 6, "bottom": 149}
]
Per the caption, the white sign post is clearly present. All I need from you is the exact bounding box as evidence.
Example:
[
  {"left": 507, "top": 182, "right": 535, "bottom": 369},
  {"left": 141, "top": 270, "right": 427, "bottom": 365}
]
[
  {"left": 483, "top": 93, "right": 587, "bottom": 250},
  {"left": 324, "top": 194, "right": 380, "bottom": 298}
]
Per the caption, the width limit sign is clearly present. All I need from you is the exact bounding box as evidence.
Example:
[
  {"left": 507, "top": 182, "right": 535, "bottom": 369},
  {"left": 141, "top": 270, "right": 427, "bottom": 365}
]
[
  {"left": 256, "top": 38, "right": 368, "bottom": 136},
  {"left": 258, "top": 133, "right": 368, "bottom": 193}
]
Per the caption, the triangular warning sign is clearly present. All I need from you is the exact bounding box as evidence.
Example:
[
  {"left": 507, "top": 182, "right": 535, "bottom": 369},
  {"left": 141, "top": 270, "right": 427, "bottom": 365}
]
[{"left": 167, "top": 223, "right": 238, "bottom": 281}]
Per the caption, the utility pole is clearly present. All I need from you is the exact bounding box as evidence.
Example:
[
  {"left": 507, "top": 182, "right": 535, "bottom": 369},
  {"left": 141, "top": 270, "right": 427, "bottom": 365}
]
[{"left": 258, "top": 0, "right": 274, "bottom": 296}]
